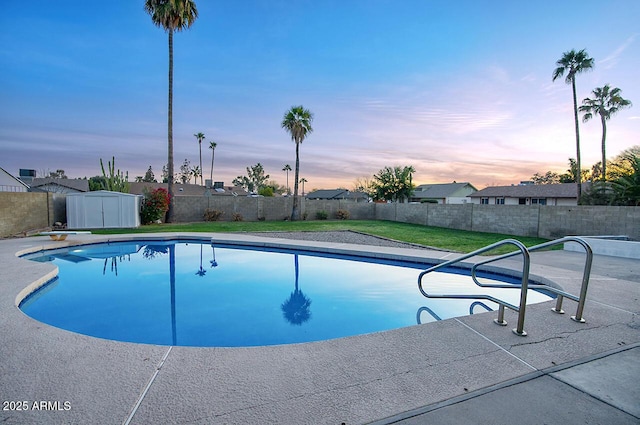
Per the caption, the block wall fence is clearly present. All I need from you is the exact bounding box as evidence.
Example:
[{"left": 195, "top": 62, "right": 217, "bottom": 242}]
[{"left": 1, "top": 192, "right": 638, "bottom": 240}]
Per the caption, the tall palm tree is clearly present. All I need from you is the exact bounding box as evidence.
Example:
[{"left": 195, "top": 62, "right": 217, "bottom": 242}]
[
  {"left": 194, "top": 132, "right": 205, "bottom": 185},
  {"left": 299, "top": 177, "right": 307, "bottom": 196},
  {"left": 208, "top": 141, "right": 217, "bottom": 185},
  {"left": 552, "top": 49, "right": 594, "bottom": 200},
  {"left": 145, "top": 0, "right": 199, "bottom": 221},
  {"left": 281, "top": 106, "right": 314, "bottom": 220},
  {"left": 579, "top": 85, "right": 632, "bottom": 182},
  {"left": 282, "top": 164, "right": 292, "bottom": 194}
]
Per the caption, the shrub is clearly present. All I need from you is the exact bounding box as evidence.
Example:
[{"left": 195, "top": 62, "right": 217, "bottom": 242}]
[
  {"left": 203, "top": 208, "right": 224, "bottom": 221},
  {"left": 336, "top": 209, "right": 350, "bottom": 220},
  {"left": 140, "top": 188, "right": 170, "bottom": 224},
  {"left": 258, "top": 186, "right": 274, "bottom": 197},
  {"left": 315, "top": 210, "right": 328, "bottom": 220},
  {"left": 232, "top": 213, "right": 244, "bottom": 222}
]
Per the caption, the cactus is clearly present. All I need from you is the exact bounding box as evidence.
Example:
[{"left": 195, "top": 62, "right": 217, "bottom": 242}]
[{"left": 100, "top": 156, "right": 130, "bottom": 193}]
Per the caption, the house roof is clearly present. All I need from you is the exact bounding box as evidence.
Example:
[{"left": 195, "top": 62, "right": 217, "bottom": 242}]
[
  {"left": 129, "top": 182, "right": 248, "bottom": 196},
  {"left": 470, "top": 183, "right": 586, "bottom": 198},
  {"left": 0, "top": 167, "right": 30, "bottom": 189},
  {"left": 412, "top": 182, "right": 477, "bottom": 199},
  {"left": 306, "top": 189, "right": 368, "bottom": 199},
  {"left": 30, "top": 178, "right": 89, "bottom": 192}
]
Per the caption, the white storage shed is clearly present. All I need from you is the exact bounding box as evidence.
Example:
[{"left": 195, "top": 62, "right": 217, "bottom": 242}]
[{"left": 66, "top": 191, "right": 142, "bottom": 229}]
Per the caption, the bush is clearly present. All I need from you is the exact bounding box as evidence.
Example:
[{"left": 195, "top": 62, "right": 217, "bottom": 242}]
[
  {"left": 204, "top": 208, "right": 224, "bottom": 221},
  {"left": 140, "top": 188, "right": 170, "bottom": 224},
  {"left": 315, "top": 211, "right": 328, "bottom": 220},
  {"left": 258, "top": 186, "right": 274, "bottom": 197},
  {"left": 232, "top": 213, "right": 244, "bottom": 222},
  {"left": 336, "top": 209, "right": 350, "bottom": 220}
]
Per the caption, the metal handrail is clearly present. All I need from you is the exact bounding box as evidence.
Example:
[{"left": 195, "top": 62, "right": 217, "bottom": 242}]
[
  {"left": 470, "top": 236, "right": 593, "bottom": 322},
  {"left": 418, "top": 239, "right": 531, "bottom": 336}
]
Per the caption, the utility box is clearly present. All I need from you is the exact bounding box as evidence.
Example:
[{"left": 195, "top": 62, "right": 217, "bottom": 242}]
[{"left": 66, "top": 191, "right": 142, "bottom": 229}]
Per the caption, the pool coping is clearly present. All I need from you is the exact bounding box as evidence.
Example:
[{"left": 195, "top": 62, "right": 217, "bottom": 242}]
[{"left": 1, "top": 233, "right": 639, "bottom": 424}]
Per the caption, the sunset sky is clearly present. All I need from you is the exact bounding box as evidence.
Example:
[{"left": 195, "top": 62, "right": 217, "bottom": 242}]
[{"left": 1, "top": 1, "right": 638, "bottom": 190}]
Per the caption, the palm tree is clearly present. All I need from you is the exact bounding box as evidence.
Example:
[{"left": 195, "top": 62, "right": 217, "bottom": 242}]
[
  {"left": 145, "top": 0, "right": 199, "bottom": 222},
  {"left": 208, "top": 141, "right": 217, "bottom": 185},
  {"left": 299, "top": 177, "right": 307, "bottom": 196},
  {"left": 194, "top": 132, "right": 205, "bottom": 185},
  {"left": 552, "top": 49, "right": 594, "bottom": 200},
  {"left": 579, "top": 85, "right": 632, "bottom": 182},
  {"left": 282, "top": 164, "right": 292, "bottom": 194},
  {"left": 281, "top": 106, "right": 314, "bottom": 220}
]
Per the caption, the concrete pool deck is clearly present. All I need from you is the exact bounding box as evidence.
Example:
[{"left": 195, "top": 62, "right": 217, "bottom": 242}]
[{"left": 1, "top": 233, "right": 638, "bottom": 424}]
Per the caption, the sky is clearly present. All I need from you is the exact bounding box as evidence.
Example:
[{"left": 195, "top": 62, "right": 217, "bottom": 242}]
[{"left": 1, "top": 1, "right": 639, "bottom": 190}]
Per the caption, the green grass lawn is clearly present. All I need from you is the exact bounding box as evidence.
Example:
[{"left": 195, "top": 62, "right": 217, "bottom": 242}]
[{"left": 92, "top": 220, "right": 553, "bottom": 254}]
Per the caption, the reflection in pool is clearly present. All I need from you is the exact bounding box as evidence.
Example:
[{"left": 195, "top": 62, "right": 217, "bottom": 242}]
[{"left": 21, "top": 241, "right": 552, "bottom": 347}]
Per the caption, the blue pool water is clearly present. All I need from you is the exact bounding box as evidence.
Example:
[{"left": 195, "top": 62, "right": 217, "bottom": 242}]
[{"left": 20, "top": 241, "right": 552, "bottom": 347}]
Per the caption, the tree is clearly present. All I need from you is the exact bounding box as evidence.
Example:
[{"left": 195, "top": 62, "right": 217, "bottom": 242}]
[
  {"left": 282, "top": 164, "right": 292, "bottom": 194},
  {"left": 179, "top": 158, "right": 191, "bottom": 184},
  {"left": 299, "top": 177, "right": 307, "bottom": 196},
  {"left": 232, "top": 163, "right": 270, "bottom": 193},
  {"left": 143, "top": 166, "right": 157, "bottom": 183},
  {"left": 191, "top": 165, "right": 201, "bottom": 184},
  {"left": 208, "top": 141, "right": 217, "bottom": 184},
  {"left": 608, "top": 146, "right": 640, "bottom": 180},
  {"left": 194, "top": 132, "right": 205, "bottom": 185},
  {"left": 145, "top": 0, "right": 199, "bottom": 222},
  {"left": 353, "top": 176, "right": 375, "bottom": 197},
  {"left": 48, "top": 169, "right": 67, "bottom": 179},
  {"left": 531, "top": 171, "right": 560, "bottom": 185},
  {"left": 281, "top": 106, "right": 314, "bottom": 220},
  {"left": 552, "top": 49, "right": 594, "bottom": 200},
  {"left": 579, "top": 85, "right": 632, "bottom": 182},
  {"left": 611, "top": 153, "right": 640, "bottom": 205},
  {"left": 372, "top": 165, "right": 415, "bottom": 202}
]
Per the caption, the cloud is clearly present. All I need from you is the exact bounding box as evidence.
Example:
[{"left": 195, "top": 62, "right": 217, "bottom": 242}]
[{"left": 598, "top": 34, "right": 638, "bottom": 69}]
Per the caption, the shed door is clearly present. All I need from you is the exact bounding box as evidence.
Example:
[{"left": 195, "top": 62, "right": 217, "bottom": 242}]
[
  {"left": 84, "top": 197, "right": 104, "bottom": 228},
  {"left": 102, "top": 196, "right": 120, "bottom": 228}
]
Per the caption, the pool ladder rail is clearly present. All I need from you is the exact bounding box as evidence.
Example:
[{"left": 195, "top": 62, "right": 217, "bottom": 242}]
[{"left": 418, "top": 237, "right": 593, "bottom": 337}]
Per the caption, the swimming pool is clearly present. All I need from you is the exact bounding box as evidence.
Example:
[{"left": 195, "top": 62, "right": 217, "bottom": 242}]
[{"left": 20, "top": 240, "right": 552, "bottom": 347}]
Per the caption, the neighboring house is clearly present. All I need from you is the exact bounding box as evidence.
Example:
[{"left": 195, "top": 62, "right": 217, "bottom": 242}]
[
  {"left": 29, "top": 178, "right": 89, "bottom": 194},
  {"left": 468, "top": 183, "right": 587, "bottom": 206},
  {"left": 0, "top": 167, "right": 30, "bottom": 192},
  {"left": 410, "top": 182, "right": 477, "bottom": 204},
  {"left": 129, "top": 182, "right": 248, "bottom": 197},
  {"left": 306, "top": 189, "right": 369, "bottom": 201}
]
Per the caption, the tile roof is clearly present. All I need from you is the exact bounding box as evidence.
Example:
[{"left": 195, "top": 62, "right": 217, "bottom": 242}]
[
  {"left": 30, "top": 178, "right": 89, "bottom": 192},
  {"left": 470, "top": 183, "right": 587, "bottom": 198},
  {"left": 128, "top": 182, "right": 248, "bottom": 196},
  {"left": 412, "top": 182, "right": 477, "bottom": 198}
]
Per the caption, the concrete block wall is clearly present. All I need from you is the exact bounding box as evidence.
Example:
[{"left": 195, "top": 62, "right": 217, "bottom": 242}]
[
  {"left": 471, "top": 205, "right": 540, "bottom": 237},
  {"left": 0, "top": 192, "right": 51, "bottom": 237},
  {"left": 428, "top": 204, "right": 473, "bottom": 231},
  {"left": 539, "top": 206, "right": 640, "bottom": 240},
  {"left": 3, "top": 193, "right": 637, "bottom": 240}
]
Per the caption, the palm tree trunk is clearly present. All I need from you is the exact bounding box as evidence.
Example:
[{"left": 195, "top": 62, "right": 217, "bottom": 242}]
[
  {"left": 166, "top": 30, "right": 175, "bottom": 222},
  {"left": 600, "top": 112, "right": 607, "bottom": 182},
  {"left": 291, "top": 141, "right": 300, "bottom": 220},
  {"left": 571, "top": 78, "right": 582, "bottom": 201},
  {"left": 199, "top": 141, "right": 203, "bottom": 186},
  {"left": 210, "top": 148, "right": 214, "bottom": 183}
]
